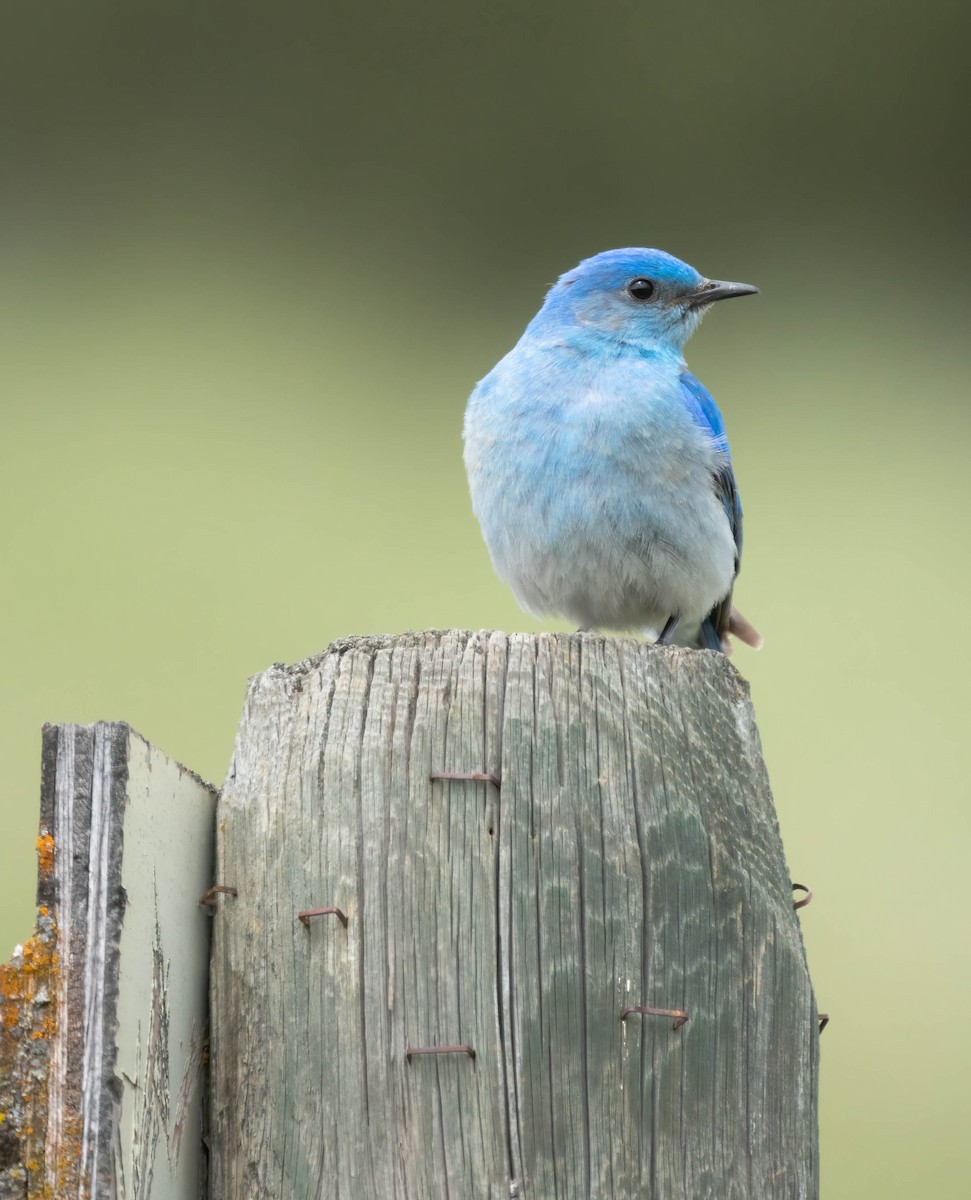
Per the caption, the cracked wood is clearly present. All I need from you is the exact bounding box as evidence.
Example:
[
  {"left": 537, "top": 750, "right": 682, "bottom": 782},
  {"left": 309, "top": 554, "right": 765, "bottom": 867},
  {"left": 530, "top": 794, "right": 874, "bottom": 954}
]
[
  {"left": 210, "top": 631, "right": 819, "bottom": 1199},
  {"left": 0, "top": 724, "right": 216, "bottom": 1200}
]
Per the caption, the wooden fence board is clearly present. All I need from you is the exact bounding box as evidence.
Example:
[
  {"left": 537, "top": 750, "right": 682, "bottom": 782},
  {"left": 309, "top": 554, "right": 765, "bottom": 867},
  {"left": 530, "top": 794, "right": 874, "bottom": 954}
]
[
  {"left": 0, "top": 724, "right": 215, "bottom": 1199},
  {"left": 210, "top": 632, "right": 819, "bottom": 1199}
]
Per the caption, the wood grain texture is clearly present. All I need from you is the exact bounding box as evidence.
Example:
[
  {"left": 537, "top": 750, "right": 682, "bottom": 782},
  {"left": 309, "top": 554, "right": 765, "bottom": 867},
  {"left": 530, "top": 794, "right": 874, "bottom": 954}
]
[
  {"left": 210, "top": 631, "right": 818, "bottom": 1199},
  {"left": 0, "top": 724, "right": 216, "bottom": 1200}
]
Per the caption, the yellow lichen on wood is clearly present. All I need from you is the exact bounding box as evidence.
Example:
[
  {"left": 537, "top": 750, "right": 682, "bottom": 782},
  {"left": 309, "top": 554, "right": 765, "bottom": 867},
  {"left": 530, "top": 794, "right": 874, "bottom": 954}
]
[
  {"left": 35, "top": 831, "right": 54, "bottom": 882},
  {"left": 0, "top": 838, "right": 74, "bottom": 1198}
]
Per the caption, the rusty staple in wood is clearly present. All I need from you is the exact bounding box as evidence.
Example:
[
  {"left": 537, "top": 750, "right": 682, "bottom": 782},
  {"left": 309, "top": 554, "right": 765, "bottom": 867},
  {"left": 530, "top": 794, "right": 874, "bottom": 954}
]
[
  {"left": 620, "top": 1005, "right": 689, "bottom": 1031},
  {"left": 405, "top": 1044, "right": 476, "bottom": 1062},
  {"left": 297, "top": 906, "right": 349, "bottom": 928},
  {"left": 198, "top": 885, "right": 238, "bottom": 907},
  {"left": 818, "top": 1013, "right": 830, "bottom": 1034},
  {"left": 792, "top": 883, "right": 813, "bottom": 910},
  {"left": 430, "top": 771, "right": 501, "bottom": 788}
]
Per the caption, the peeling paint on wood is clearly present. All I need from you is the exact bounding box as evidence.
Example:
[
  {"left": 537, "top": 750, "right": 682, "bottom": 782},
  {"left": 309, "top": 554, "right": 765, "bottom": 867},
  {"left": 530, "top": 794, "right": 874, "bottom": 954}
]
[
  {"left": 0, "top": 725, "right": 216, "bottom": 1199},
  {"left": 210, "top": 631, "right": 819, "bottom": 1199}
]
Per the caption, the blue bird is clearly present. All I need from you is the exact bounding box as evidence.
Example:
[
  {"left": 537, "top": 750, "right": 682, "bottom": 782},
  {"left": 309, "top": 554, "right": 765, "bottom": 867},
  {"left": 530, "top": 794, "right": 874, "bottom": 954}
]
[{"left": 463, "top": 248, "right": 762, "bottom": 652}]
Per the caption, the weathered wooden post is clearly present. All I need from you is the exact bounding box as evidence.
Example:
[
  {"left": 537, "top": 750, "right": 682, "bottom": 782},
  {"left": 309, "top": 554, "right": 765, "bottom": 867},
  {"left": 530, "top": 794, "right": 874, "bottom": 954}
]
[
  {"left": 209, "top": 631, "right": 819, "bottom": 1198},
  {"left": 0, "top": 724, "right": 215, "bottom": 1199}
]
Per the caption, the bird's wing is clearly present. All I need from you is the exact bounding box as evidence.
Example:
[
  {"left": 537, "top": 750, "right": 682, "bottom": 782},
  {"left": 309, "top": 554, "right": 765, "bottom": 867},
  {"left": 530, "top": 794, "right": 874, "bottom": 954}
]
[{"left": 679, "top": 371, "right": 742, "bottom": 646}]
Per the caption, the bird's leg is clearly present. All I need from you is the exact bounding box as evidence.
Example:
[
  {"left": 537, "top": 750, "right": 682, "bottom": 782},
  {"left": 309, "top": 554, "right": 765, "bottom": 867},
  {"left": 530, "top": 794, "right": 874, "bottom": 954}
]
[{"left": 655, "top": 614, "right": 680, "bottom": 645}]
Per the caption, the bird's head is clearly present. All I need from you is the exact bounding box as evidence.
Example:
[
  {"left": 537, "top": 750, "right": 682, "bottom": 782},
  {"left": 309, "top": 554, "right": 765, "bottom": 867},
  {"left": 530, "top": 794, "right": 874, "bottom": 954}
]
[{"left": 537, "top": 247, "right": 758, "bottom": 353}]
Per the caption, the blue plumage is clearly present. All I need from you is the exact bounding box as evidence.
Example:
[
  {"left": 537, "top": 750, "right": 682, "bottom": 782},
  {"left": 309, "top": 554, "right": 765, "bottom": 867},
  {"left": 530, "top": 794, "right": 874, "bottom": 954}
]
[
  {"left": 463, "top": 248, "right": 762, "bottom": 652},
  {"left": 680, "top": 370, "right": 731, "bottom": 457}
]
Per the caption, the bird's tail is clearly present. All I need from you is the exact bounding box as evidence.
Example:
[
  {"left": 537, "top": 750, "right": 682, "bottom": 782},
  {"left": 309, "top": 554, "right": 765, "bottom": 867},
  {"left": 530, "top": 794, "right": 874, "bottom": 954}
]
[{"left": 698, "top": 606, "right": 764, "bottom": 655}]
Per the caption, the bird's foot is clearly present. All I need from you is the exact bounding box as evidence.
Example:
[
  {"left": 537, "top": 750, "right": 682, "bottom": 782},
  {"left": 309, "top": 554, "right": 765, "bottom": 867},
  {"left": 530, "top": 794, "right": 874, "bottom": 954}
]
[{"left": 655, "top": 614, "right": 680, "bottom": 645}]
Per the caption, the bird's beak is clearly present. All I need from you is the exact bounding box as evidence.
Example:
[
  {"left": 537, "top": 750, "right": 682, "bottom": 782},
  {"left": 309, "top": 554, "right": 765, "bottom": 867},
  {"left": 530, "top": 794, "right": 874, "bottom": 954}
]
[{"left": 685, "top": 279, "right": 760, "bottom": 308}]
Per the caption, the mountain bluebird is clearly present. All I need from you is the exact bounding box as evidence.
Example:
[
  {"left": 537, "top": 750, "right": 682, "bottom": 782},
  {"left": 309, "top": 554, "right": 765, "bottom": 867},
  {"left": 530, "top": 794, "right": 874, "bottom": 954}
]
[{"left": 463, "top": 247, "right": 762, "bottom": 652}]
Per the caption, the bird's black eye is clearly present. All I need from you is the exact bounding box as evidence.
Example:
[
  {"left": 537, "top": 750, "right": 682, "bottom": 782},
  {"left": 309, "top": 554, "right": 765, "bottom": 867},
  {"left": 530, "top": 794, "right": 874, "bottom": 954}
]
[{"left": 627, "top": 278, "right": 656, "bottom": 301}]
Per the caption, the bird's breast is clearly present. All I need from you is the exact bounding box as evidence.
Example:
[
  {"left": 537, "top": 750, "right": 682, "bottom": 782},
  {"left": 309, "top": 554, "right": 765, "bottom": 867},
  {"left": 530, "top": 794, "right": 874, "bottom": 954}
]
[
  {"left": 463, "top": 347, "right": 735, "bottom": 626},
  {"left": 467, "top": 353, "right": 713, "bottom": 506}
]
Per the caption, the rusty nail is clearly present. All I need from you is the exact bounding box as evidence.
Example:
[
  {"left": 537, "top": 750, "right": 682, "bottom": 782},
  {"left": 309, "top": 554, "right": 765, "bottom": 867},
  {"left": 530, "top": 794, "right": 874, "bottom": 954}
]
[
  {"left": 792, "top": 883, "right": 813, "bottom": 910},
  {"left": 297, "top": 906, "right": 349, "bottom": 928},
  {"left": 405, "top": 1044, "right": 476, "bottom": 1062},
  {"left": 430, "top": 771, "right": 501, "bottom": 788},
  {"left": 620, "top": 1005, "right": 689, "bottom": 1031},
  {"left": 818, "top": 1013, "right": 829, "bottom": 1034},
  {"left": 198, "top": 885, "right": 238, "bottom": 907}
]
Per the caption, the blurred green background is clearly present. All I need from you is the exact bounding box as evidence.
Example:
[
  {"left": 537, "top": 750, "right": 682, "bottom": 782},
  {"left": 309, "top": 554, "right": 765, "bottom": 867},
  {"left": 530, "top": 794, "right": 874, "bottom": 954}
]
[{"left": 1, "top": 1, "right": 968, "bottom": 1194}]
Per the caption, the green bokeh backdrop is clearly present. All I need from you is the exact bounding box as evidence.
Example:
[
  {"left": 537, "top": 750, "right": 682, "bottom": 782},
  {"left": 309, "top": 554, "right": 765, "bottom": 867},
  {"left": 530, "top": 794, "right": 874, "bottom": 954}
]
[{"left": 1, "top": 3, "right": 968, "bottom": 1195}]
